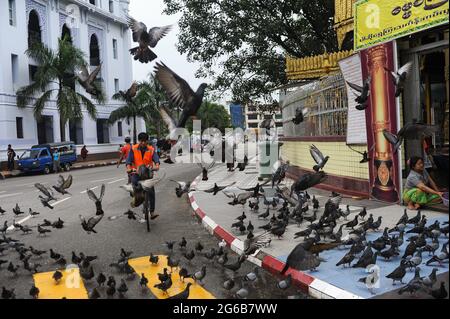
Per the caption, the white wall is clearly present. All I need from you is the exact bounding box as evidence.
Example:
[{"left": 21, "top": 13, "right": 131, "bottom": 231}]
[{"left": 0, "top": 0, "right": 143, "bottom": 161}]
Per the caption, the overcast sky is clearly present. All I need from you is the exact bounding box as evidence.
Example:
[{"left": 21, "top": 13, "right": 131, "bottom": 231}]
[{"left": 128, "top": 0, "right": 213, "bottom": 101}]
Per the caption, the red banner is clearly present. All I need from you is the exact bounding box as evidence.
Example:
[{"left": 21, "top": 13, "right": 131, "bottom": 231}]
[{"left": 360, "top": 41, "right": 401, "bottom": 203}]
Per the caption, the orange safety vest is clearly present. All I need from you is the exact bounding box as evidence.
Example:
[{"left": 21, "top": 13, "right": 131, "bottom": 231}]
[{"left": 130, "top": 144, "right": 154, "bottom": 169}]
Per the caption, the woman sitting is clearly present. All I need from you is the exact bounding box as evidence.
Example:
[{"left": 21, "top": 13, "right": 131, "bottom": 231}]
[{"left": 403, "top": 156, "right": 444, "bottom": 210}]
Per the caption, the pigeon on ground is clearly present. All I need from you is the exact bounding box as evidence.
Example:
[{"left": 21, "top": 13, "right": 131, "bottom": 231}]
[
  {"left": 398, "top": 267, "right": 424, "bottom": 295},
  {"left": 52, "top": 270, "right": 63, "bottom": 284},
  {"left": 386, "top": 260, "right": 408, "bottom": 285},
  {"left": 29, "top": 285, "right": 39, "bottom": 299},
  {"left": 203, "top": 182, "right": 236, "bottom": 196},
  {"left": 430, "top": 282, "right": 448, "bottom": 299},
  {"left": 12, "top": 203, "right": 25, "bottom": 216},
  {"left": 346, "top": 76, "right": 371, "bottom": 110},
  {"left": 127, "top": 15, "right": 172, "bottom": 63},
  {"left": 336, "top": 252, "right": 356, "bottom": 268},
  {"left": 154, "top": 61, "right": 208, "bottom": 129},
  {"left": 277, "top": 274, "right": 292, "bottom": 290},
  {"left": 168, "top": 283, "right": 192, "bottom": 299},
  {"left": 197, "top": 160, "right": 215, "bottom": 181},
  {"left": 281, "top": 244, "right": 321, "bottom": 274}
]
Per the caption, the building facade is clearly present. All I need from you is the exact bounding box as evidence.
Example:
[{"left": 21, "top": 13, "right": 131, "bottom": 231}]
[
  {"left": 0, "top": 0, "right": 145, "bottom": 164},
  {"left": 244, "top": 104, "right": 284, "bottom": 137},
  {"left": 281, "top": 0, "right": 449, "bottom": 199}
]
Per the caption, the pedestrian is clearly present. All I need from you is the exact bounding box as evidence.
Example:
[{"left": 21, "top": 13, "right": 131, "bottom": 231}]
[
  {"left": 7, "top": 144, "right": 16, "bottom": 171},
  {"left": 53, "top": 149, "right": 60, "bottom": 173},
  {"left": 403, "top": 156, "right": 444, "bottom": 210},
  {"left": 81, "top": 145, "right": 88, "bottom": 161},
  {"left": 118, "top": 137, "right": 132, "bottom": 167}
]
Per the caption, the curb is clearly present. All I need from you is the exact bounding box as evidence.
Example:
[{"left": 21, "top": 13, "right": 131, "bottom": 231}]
[
  {"left": 188, "top": 176, "right": 364, "bottom": 299},
  {"left": 1, "top": 161, "right": 118, "bottom": 179}
]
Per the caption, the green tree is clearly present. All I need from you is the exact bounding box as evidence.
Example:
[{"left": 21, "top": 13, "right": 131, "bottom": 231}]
[
  {"left": 134, "top": 74, "right": 168, "bottom": 138},
  {"left": 186, "top": 101, "right": 231, "bottom": 133},
  {"left": 16, "top": 36, "right": 105, "bottom": 141},
  {"left": 110, "top": 91, "right": 150, "bottom": 144},
  {"left": 163, "top": 0, "right": 337, "bottom": 103}
]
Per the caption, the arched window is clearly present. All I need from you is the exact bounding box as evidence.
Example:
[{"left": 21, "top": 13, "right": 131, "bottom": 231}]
[
  {"left": 28, "top": 10, "right": 41, "bottom": 48},
  {"left": 61, "top": 24, "right": 72, "bottom": 43},
  {"left": 89, "top": 34, "right": 100, "bottom": 66}
]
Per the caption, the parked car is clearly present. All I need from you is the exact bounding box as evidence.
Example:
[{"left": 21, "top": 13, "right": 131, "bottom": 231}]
[{"left": 17, "top": 142, "right": 77, "bottom": 174}]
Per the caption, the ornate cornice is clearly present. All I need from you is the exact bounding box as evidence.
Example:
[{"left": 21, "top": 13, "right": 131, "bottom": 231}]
[{"left": 286, "top": 50, "right": 354, "bottom": 80}]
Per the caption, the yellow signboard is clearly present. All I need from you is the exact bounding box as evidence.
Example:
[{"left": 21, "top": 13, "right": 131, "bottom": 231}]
[{"left": 355, "top": 0, "right": 449, "bottom": 50}]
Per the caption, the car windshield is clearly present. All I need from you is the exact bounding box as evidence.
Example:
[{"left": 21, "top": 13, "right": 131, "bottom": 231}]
[{"left": 20, "top": 150, "right": 40, "bottom": 160}]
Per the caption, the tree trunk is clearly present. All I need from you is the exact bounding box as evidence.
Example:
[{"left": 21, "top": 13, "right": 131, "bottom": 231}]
[
  {"left": 60, "top": 117, "right": 66, "bottom": 142},
  {"left": 133, "top": 115, "right": 137, "bottom": 144}
]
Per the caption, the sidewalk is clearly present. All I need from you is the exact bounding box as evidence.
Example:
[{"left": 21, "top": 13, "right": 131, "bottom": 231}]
[
  {"left": 188, "top": 162, "right": 449, "bottom": 299},
  {"left": 1, "top": 159, "right": 118, "bottom": 179}
]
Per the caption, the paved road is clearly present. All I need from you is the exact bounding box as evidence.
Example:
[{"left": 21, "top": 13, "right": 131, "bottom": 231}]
[{"left": 0, "top": 164, "right": 304, "bottom": 299}]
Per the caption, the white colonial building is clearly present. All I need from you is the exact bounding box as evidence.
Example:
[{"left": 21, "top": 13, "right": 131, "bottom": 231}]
[{"left": 0, "top": 0, "right": 145, "bottom": 162}]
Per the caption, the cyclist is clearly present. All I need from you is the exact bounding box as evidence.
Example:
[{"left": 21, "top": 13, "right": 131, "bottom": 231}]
[{"left": 126, "top": 132, "right": 160, "bottom": 220}]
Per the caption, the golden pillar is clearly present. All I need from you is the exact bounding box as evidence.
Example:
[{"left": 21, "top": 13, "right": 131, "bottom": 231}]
[{"left": 367, "top": 44, "right": 399, "bottom": 202}]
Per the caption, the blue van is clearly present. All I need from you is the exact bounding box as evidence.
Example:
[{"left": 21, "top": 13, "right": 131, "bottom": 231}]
[{"left": 17, "top": 142, "right": 77, "bottom": 174}]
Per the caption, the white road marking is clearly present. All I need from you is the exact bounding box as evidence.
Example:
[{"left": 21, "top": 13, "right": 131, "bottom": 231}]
[
  {"left": 0, "top": 191, "right": 6, "bottom": 194},
  {"left": 108, "top": 178, "right": 125, "bottom": 185},
  {"left": 90, "top": 177, "right": 117, "bottom": 183},
  {"left": 52, "top": 197, "right": 71, "bottom": 206},
  {"left": 6, "top": 215, "right": 32, "bottom": 231},
  {"left": 0, "top": 192, "right": 23, "bottom": 199},
  {"left": 81, "top": 186, "right": 99, "bottom": 194}
]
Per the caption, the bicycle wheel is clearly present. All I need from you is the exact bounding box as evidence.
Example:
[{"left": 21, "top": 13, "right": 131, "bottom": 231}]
[{"left": 144, "top": 192, "right": 150, "bottom": 232}]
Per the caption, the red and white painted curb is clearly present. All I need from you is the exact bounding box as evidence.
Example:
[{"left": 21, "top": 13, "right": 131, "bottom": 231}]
[{"left": 189, "top": 176, "right": 363, "bottom": 299}]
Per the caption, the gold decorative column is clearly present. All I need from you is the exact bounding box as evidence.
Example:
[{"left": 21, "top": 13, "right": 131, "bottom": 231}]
[{"left": 367, "top": 44, "right": 399, "bottom": 202}]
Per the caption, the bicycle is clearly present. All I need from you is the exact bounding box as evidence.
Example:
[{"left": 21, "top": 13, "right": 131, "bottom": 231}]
[{"left": 129, "top": 166, "right": 158, "bottom": 232}]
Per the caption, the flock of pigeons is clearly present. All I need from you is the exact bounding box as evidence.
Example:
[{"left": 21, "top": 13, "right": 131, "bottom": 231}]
[{"left": 171, "top": 143, "right": 449, "bottom": 299}]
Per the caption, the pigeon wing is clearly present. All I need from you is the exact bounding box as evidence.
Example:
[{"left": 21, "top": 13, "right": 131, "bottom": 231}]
[
  {"left": 309, "top": 145, "right": 324, "bottom": 164},
  {"left": 157, "top": 101, "right": 177, "bottom": 134},
  {"left": 99, "top": 184, "right": 106, "bottom": 201},
  {"left": 383, "top": 130, "right": 399, "bottom": 145},
  {"left": 56, "top": 175, "right": 65, "bottom": 188},
  {"left": 170, "top": 180, "right": 186, "bottom": 188},
  {"left": 127, "top": 16, "right": 148, "bottom": 43},
  {"left": 398, "top": 61, "right": 413, "bottom": 76},
  {"left": 148, "top": 25, "right": 172, "bottom": 48},
  {"left": 62, "top": 175, "right": 73, "bottom": 190},
  {"left": 346, "top": 81, "right": 363, "bottom": 94},
  {"left": 155, "top": 62, "right": 196, "bottom": 110},
  {"left": 34, "top": 183, "right": 52, "bottom": 198},
  {"left": 222, "top": 191, "right": 236, "bottom": 199},
  {"left": 78, "top": 65, "right": 90, "bottom": 82},
  {"left": 237, "top": 192, "right": 252, "bottom": 202},
  {"left": 87, "top": 64, "right": 102, "bottom": 84},
  {"left": 87, "top": 189, "right": 99, "bottom": 203},
  {"left": 87, "top": 214, "right": 104, "bottom": 229},
  {"left": 127, "top": 82, "right": 138, "bottom": 98}
]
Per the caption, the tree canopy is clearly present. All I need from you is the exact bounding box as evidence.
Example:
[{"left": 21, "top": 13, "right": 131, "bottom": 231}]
[
  {"left": 163, "top": 0, "right": 337, "bottom": 103},
  {"left": 186, "top": 101, "right": 231, "bottom": 133}
]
